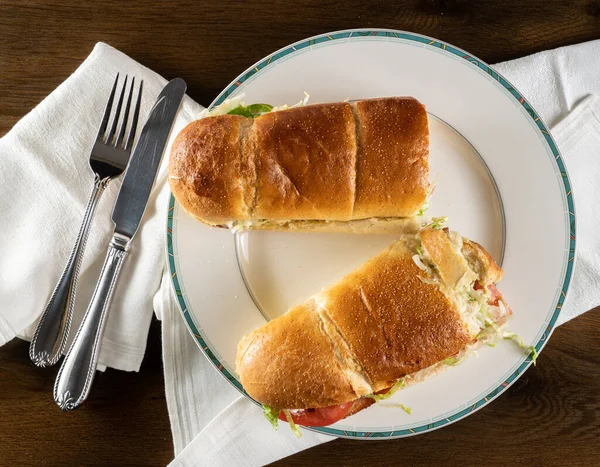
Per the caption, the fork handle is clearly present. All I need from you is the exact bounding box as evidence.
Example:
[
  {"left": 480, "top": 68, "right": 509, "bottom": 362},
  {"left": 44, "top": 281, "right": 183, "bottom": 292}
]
[
  {"left": 29, "top": 176, "right": 109, "bottom": 367},
  {"left": 54, "top": 234, "right": 129, "bottom": 411}
]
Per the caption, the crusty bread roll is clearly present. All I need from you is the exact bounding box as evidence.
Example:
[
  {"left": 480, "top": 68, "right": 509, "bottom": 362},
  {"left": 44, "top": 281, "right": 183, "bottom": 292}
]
[
  {"left": 168, "top": 97, "right": 429, "bottom": 233},
  {"left": 236, "top": 227, "right": 507, "bottom": 414}
]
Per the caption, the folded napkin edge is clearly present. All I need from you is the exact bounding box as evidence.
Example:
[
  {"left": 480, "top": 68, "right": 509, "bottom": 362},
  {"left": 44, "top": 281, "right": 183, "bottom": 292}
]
[{"left": 0, "top": 313, "right": 16, "bottom": 346}]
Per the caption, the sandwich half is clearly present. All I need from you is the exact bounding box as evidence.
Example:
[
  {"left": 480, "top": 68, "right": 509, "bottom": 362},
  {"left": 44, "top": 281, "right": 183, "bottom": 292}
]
[
  {"left": 235, "top": 226, "right": 512, "bottom": 431},
  {"left": 169, "top": 97, "right": 429, "bottom": 234}
]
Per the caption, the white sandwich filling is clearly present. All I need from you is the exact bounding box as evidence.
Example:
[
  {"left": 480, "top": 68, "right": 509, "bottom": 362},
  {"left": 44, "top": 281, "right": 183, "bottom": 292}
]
[
  {"left": 227, "top": 216, "right": 422, "bottom": 234},
  {"left": 201, "top": 92, "right": 310, "bottom": 119},
  {"left": 411, "top": 229, "right": 500, "bottom": 338}
]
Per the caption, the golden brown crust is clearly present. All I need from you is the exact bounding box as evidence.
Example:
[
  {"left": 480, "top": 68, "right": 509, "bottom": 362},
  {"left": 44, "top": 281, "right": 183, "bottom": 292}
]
[
  {"left": 168, "top": 116, "right": 249, "bottom": 224},
  {"left": 461, "top": 239, "right": 504, "bottom": 285},
  {"left": 235, "top": 301, "right": 357, "bottom": 409},
  {"left": 236, "top": 237, "right": 473, "bottom": 408},
  {"left": 235, "top": 229, "right": 507, "bottom": 411},
  {"left": 317, "top": 241, "right": 471, "bottom": 393},
  {"left": 235, "top": 229, "right": 506, "bottom": 413},
  {"left": 352, "top": 97, "right": 429, "bottom": 218},
  {"left": 169, "top": 97, "right": 429, "bottom": 229},
  {"left": 252, "top": 103, "right": 357, "bottom": 220}
]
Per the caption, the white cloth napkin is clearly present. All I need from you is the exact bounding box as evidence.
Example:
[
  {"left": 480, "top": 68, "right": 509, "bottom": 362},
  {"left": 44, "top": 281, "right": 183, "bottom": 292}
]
[
  {"left": 2, "top": 39, "right": 600, "bottom": 467},
  {"left": 155, "top": 271, "right": 330, "bottom": 463},
  {"left": 0, "top": 43, "right": 203, "bottom": 371},
  {"left": 542, "top": 95, "right": 600, "bottom": 322},
  {"left": 494, "top": 42, "right": 600, "bottom": 323}
]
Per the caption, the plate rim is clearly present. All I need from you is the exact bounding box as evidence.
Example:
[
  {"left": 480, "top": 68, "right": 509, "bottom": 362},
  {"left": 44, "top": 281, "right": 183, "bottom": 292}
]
[{"left": 165, "top": 28, "right": 576, "bottom": 439}]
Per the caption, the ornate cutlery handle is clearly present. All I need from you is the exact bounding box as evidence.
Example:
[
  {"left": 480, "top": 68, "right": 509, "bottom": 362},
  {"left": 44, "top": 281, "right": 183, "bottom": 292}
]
[
  {"left": 30, "top": 176, "right": 109, "bottom": 367},
  {"left": 54, "top": 234, "right": 128, "bottom": 411}
]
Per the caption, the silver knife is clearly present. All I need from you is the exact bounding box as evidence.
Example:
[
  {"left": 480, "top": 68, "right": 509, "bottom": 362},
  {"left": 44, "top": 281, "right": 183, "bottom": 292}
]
[{"left": 53, "top": 78, "right": 187, "bottom": 411}]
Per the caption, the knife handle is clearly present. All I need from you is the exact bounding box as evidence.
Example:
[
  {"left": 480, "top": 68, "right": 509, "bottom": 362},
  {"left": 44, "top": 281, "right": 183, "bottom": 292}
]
[
  {"left": 30, "top": 176, "right": 109, "bottom": 367},
  {"left": 54, "top": 234, "right": 128, "bottom": 411}
]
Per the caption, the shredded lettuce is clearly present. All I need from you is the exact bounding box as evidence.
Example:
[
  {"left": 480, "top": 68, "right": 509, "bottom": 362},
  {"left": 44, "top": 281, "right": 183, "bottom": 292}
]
[
  {"left": 271, "top": 92, "right": 310, "bottom": 111},
  {"left": 202, "top": 94, "right": 247, "bottom": 117},
  {"left": 431, "top": 216, "right": 448, "bottom": 230},
  {"left": 418, "top": 276, "right": 439, "bottom": 286},
  {"left": 262, "top": 404, "right": 280, "bottom": 430},
  {"left": 475, "top": 315, "right": 502, "bottom": 347},
  {"left": 376, "top": 401, "right": 413, "bottom": 413},
  {"left": 421, "top": 216, "right": 449, "bottom": 231},
  {"left": 282, "top": 409, "right": 302, "bottom": 438},
  {"left": 443, "top": 357, "right": 461, "bottom": 366},
  {"left": 416, "top": 246, "right": 423, "bottom": 256},
  {"left": 418, "top": 180, "right": 437, "bottom": 217},
  {"left": 503, "top": 332, "right": 539, "bottom": 366},
  {"left": 227, "top": 103, "right": 274, "bottom": 118},
  {"left": 412, "top": 254, "right": 432, "bottom": 274},
  {"left": 530, "top": 347, "right": 539, "bottom": 365},
  {"left": 367, "top": 378, "right": 406, "bottom": 401},
  {"left": 203, "top": 92, "right": 309, "bottom": 119}
]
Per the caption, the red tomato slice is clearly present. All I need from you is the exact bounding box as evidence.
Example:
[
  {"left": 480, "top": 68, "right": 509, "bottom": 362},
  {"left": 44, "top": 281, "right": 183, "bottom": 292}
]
[
  {"left": 278, "top": 401, "right": 355, "bottom": 427},
  {"left": 486, "top": 284, "right": 503, "bottom": 306},
  {"left": 473, "top": 281, "right": 512, "bottom": 323},
  {"left": 473, "top": 281, "right": 503, "bottom": 306}
]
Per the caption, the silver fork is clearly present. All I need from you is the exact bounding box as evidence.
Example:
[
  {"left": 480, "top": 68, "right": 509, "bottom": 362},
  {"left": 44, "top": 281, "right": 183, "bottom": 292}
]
[{"left": 29, "top": 74, "right": 143, "bottom": 367}]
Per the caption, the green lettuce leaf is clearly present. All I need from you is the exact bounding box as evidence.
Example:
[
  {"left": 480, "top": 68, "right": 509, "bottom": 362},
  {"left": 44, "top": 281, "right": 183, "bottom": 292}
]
[
  {"left": 417, "top": 200, "right": 429, "bottom": 217},
  {"left": 503, "top": 332, "right": 539, "bottom": 366},
  {"left": 431, "top": 216, "right": 448, "bottom": 230},
  {"left": 443, "top": 357, "right": 461, "bottom": 366},
  {"left": 282, "top": 409, "right": 302, "bottom": 438},
  {"left": 227, "top": 103, "right": 274, "bottom": 118},
  {"left": 262, "top": 404, "right": 280, "bottom": 430},
  {"left": 367, "top": 378, "right": 406, "bottom": 401}
]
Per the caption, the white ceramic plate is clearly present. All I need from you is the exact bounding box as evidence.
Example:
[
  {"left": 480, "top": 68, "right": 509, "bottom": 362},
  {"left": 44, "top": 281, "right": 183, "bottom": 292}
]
[{"left": 166, "top": 29, "right": 575, "bottom": 439}]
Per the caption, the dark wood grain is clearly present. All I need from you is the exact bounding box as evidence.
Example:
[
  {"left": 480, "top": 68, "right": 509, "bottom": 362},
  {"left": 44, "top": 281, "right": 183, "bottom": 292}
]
[
  {"left": 0, "top": 318, "right": 173, "bottom": 465},
  {"left": 2, "top": 0, "right": 600, "bottom": 138},
  {"left": 1, "top": 1, "right": 599, "bottom": 465}
]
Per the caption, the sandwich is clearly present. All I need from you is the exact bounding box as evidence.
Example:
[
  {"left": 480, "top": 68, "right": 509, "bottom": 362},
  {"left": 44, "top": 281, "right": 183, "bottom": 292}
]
[
  {"left": 235, "top": 225, "right": 523, "bottom": 434},
  {"left": 168, "top": 96, "right": 429, "bottom": 234}
]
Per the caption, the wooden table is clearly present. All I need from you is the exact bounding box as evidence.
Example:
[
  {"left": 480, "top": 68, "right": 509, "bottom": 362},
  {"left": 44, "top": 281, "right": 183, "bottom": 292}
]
[{"left": 1, "top": 1, "right": 599, "bottom": 465}]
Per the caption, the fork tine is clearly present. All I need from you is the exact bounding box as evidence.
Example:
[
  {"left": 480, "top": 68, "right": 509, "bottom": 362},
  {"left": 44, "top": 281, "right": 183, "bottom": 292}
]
[
  {"left": 115, "top": 77, "right": 135, "bottom": 148},
  {"left": 97, "top": 73, "right": 119, "bottom": 140},
  {"left": 125, "top": 80, "right": 143, "bottom": 151},
  {"left": 106, "top": 75, "right": 128, "bottom": 144}
]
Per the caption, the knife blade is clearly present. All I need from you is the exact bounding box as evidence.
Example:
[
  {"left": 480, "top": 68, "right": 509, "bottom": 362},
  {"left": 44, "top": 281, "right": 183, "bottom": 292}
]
[
  {"left": 112, "top": 77, "right": 187, "bottom": 241},
  {"left": 54, "top": 78, "right": 187, "bottom": 411}
]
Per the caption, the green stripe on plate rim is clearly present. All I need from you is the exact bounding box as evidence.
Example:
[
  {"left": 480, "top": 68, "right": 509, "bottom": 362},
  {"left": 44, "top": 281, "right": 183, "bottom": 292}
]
[{"left": 166, "top": 28, "right": 576, "bottom": 439}]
